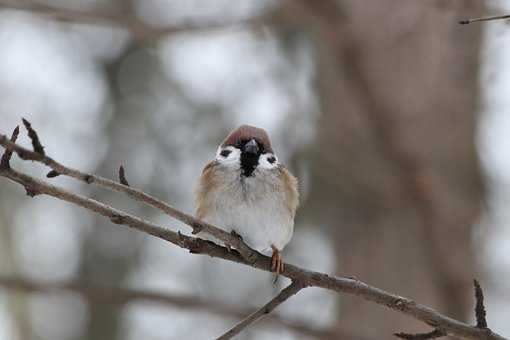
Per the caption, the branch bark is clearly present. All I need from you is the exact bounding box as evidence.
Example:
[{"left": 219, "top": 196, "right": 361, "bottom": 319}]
[
  {"left": 216, "top": 281, "right": 304, "bottom": 340},
  {"left": 0, "top": 130, "right": 507, "bottom": 340}
]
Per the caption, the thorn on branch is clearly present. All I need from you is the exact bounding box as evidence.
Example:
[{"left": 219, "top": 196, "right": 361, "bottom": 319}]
[
  {"left": 21, "top": 118, "right": 45, "bottom": 156},
  {"left": 118, "top": 165, "right": 129, "bottom": 186},
  {"left": 473, "top": 279, "right": 488, "bottom": 329},
  {"left": 46, "top": 170, "right": 60, "bottom": 178},
  {"left": 0, "top": 126, "right": 20, "bottom": 169},
  {"left": 394, "top": 329, "right": 445, "bottom": 339}
]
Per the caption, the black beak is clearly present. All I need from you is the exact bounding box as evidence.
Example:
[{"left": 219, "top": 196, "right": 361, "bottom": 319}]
[{"left": 243, "top": 139, "right": 259, "bottom": 155}]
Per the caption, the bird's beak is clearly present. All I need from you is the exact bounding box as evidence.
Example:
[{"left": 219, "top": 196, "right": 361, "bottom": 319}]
[{"left": 243, "top": 139, "right": 259, "bottom": 155}]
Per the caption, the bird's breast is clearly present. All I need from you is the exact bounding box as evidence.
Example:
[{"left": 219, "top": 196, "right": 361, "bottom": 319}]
[{"left": 197, "top": 169, "right": 294, "bottom": 253}]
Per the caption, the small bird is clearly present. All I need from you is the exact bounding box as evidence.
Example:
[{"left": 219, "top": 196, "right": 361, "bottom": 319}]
[{"left": 195, "top": 125, "right": 299, "bottom": 275}]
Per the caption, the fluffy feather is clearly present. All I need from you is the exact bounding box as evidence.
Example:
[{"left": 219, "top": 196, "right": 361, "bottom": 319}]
[{"left": 195, "top": 127, "right": 298, "bottom": 255}]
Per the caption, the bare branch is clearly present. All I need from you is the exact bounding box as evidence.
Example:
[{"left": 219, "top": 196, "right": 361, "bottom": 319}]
[
  {"left": 0, "top": 131, "right": 507, "bottom": 340},
  {"left": 394, "top": 279, "right": 494, "bottom": 338},
  {"left": 474, "top": 279, "right": 488, "bottom": 329},
  {"left": 0, "top": 131, "right": 258, "bottom": 264},
  {"left": 459, "top": 14, "right": 510, "bottom": 25},
  {"left": 216, "top": 281, "right": 304, "bottom": 340},
  {"left": 0, "top": 1, "right": 275, "bottom": 42}
]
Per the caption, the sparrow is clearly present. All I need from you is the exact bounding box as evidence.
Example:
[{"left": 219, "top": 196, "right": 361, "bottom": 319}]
[{"left": 195, "top": 125, "right": 299, "bottom": 275}]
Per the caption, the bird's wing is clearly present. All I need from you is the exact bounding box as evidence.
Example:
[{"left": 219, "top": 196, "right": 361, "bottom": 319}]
[
  {"left": 195, "top": 160, "right": 218, "bottom": 219},
  {"left": 278, "top": 165, "right": 299, "bottom": 217}
]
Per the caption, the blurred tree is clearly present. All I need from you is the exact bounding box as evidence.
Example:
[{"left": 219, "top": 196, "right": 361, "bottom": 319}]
[
  {"left": 286, "top": 0, "right": 485, "bottom": 338},
  {"left": 74, "top": 3, "right": 148, "bottom": 338},
  {"left": 76, "top": 43, "right": 140, "bottom": 340}
]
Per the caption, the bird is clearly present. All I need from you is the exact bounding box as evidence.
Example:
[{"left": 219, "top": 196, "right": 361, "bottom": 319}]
[{"left": 195, "top": 125, "right": 299, "bottom": 275}]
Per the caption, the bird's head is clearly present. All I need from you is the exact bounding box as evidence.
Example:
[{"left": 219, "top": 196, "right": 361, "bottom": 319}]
[{"left": 216, "top": 125, "right": 278, "bottom": 177}]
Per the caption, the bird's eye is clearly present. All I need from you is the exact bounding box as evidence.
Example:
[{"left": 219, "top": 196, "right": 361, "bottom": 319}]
[
  {"left": 220, "top": 149, "right": 232, "bottom": 157},
  {"left": 267, "top": 156, "right": 276, "bottom": 164}
]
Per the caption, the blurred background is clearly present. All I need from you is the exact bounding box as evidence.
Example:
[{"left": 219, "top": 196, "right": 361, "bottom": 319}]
[{"left": 0, "top": 0, "right": 509, "bottom": 339}]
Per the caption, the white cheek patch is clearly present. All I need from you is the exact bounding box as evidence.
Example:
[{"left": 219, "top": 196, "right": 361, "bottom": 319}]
[
  {"left": 258, "top": 153, "right": 279, "bottom": 170},
  {"left": 216, "top": 146, "right": 241, "bottom": 167}
]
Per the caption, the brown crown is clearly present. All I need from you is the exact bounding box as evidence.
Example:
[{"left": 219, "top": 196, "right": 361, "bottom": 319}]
[{"left": 222, "top": 125, "right": 273, "bottom": 153}]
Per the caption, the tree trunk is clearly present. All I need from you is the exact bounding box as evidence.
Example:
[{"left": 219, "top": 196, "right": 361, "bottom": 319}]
[{"left": 296, "top": 1, "right": 484, "bottom": 338}]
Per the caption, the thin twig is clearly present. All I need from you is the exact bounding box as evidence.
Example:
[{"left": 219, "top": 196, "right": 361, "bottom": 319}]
[
  {"left": 393, "top": 280, "right": 492, "bottom": 339},
  {"left": 216, "top": 281, "right": 304, "bottom": 340},
  {"left": 459, "top": 14, "right": 510, "bottom": 25},
  {"left": 394, "top": 329, "right": 446, "bottom": 339},
  {"left": 474, "top": 279, "right": 488, "bottom": 329},
  {"left": 0, "top": 130, "right": 258, "bottom": 264}
]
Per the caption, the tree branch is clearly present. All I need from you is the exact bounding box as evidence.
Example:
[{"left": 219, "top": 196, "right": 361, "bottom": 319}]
[
  {"left": 0, "top": 1, "right": 275, "bottom": 42},
  {"left": 216, "top": 281, "right": 304, "bottom": 340},
  {"left": 0, "top": 125, "right": 507, "bottom": 340},
  {"left": 0, "top": 132, "right": 259, "bottom": 264}
]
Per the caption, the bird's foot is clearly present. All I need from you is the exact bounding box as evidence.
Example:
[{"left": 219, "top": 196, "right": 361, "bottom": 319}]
[
  {"left": 270, "top": 245, "right": 284, "bottom": 276},
  {"left": 230, "top": 230, "right": 243, "bottom": 240},
  {"left": 225, "top": 230, "right": 243, "bottom": 252}
]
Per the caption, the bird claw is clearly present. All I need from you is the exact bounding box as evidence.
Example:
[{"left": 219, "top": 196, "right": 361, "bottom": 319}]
[
  {"left": 270, "top": 245, "right": 284, "bottom": 276},
  {"left": 226, "top": 231, "right": 244, "bottom": 252},
  {"left": 225, "top": 230, "right": 243, "bottom": 252},
  {"left": 230, "top": 230, "right": 243, "bottom": 240}
]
